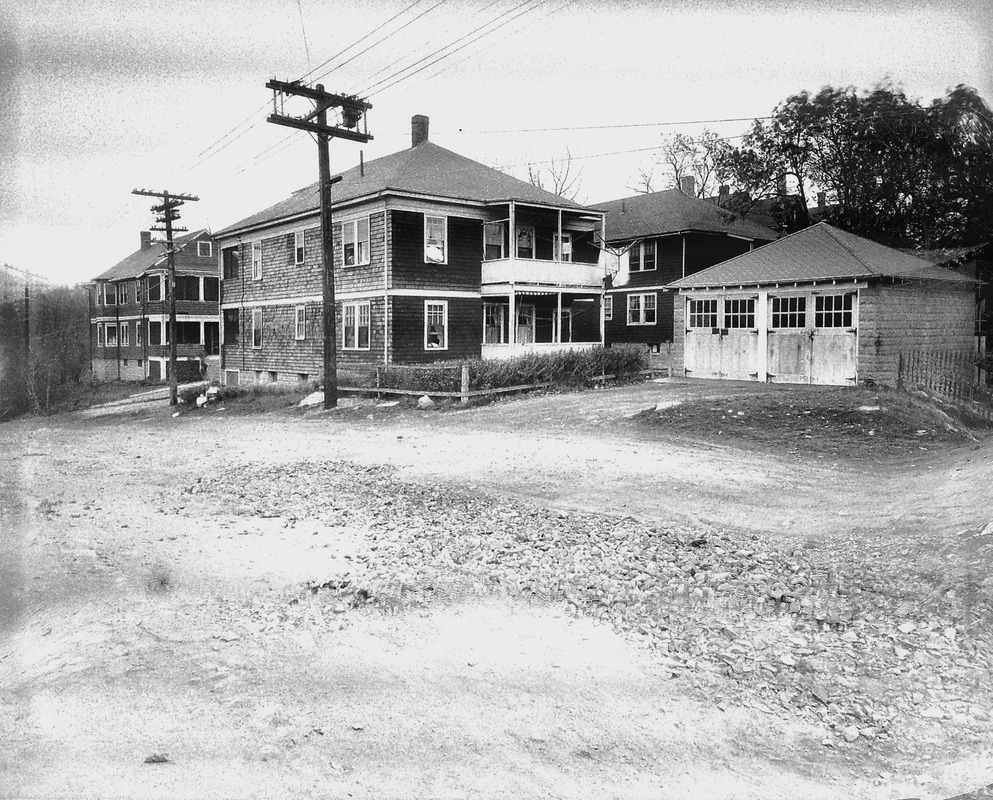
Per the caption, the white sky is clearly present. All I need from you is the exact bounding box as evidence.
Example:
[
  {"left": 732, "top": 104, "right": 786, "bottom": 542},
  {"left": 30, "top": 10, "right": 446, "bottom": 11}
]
[{"left": 2, "top": 0, "right": 991, "bottom": 285}]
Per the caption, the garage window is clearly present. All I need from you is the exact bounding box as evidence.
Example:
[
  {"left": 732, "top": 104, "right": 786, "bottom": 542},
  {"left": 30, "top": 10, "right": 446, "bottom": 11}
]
[
  {"left": 724, "top": 298, "right": 755, "bottom": 329},
  {"left": 815, "top": 293, "right": 854, "bottom": 328},
  {"left": 688, "top": 298, "right": 718, "bottom": 328},
  {"left": 771, "top": 296, "right": 806, "bottom": 328}
]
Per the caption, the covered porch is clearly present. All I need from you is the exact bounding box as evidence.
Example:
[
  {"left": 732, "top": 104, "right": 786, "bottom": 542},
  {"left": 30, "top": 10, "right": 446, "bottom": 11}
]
[{"left": 480, "top": 290, "right": 602, "bottom": 360}]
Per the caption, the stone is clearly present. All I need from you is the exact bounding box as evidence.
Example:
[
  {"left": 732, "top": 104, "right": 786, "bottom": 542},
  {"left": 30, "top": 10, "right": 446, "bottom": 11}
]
[
  {"left": 897, "top": 622, "right": 916, "bottom": 634},
  {"left": 417, "top": 395, "right": 436, "bottom": 410},
  {"left": 298, "top": 391, "right": 324, "bottom": 408},
  {"left": 144, "top": 753, "right": 170, "bottom": 764},
  {"left": 842, "top": 725, "right": 860, "bottom": 743},
  {"left": 332, "top": 602, "right": 348, "bottom": 614}
]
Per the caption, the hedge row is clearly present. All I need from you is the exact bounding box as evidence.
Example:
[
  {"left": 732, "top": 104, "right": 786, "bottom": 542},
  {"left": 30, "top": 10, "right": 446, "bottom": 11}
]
[{"left": 373, "top": 347, "right": 648, "bottom": 393}]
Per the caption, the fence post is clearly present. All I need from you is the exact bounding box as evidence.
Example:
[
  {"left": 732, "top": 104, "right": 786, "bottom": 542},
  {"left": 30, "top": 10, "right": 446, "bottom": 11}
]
[
  {"left": 375, "top": 366, "right": 381, "bottom": 401},
  {"left": 897, "top": 353, "right": 904, "bottom": 389},
  {"left": 460, "top": 364, "right": 469, "bottom": 406}
]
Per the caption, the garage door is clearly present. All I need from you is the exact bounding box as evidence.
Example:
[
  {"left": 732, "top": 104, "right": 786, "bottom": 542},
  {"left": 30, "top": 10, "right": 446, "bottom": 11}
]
[
  {"left": 684, "top": 296, "right": 760, "bottom": 381},
  {"left": 767, "top": 292, "right": 857, "bottom": 385}
]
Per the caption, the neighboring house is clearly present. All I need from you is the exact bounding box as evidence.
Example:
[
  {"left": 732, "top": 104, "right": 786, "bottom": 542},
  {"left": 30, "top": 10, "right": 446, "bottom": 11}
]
[
  {"left": 89, "top": 230, "right": 219, "bottom": 382},
  {"left": 596, "top": 187, "right": 777, "bottom": 352},
  {"left": 667, "top": 222, "right": 980, "bottom": 386},
  {"left": 214, "top": 115, "right": 605, "bottom": 388}
]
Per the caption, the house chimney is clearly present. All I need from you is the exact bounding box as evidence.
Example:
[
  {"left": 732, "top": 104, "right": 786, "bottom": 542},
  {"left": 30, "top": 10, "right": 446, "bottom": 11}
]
[
  {"left": 718, "top": 184, "right": 730, "bottom": 206},
  {"left": 140, "top": 231, "right": 152, "bottom": 250},
  {"left": 411, "top": 114, "right": 429, "bottom": 147},
  {"left": 680, "top": 175, "right": 695, "bottom": 195},
  {"left": 817, "top": 191, "right": 826, "bottom": 214}
]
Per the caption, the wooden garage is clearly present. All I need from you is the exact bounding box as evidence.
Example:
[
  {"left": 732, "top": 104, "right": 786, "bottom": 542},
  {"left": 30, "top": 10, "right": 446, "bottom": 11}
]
[{"left": 668, "top": 223, "right": 979, "bottom": 386}]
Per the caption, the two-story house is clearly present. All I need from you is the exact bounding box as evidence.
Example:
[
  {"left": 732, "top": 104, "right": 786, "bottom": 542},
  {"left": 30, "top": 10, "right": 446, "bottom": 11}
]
[
  {"left": 215, "top": 115, "right": 606, "bottom": 387},
  {"left": 597, "top": 187, "right": 777, "bottom": 352},
  {"left": 89, "top": 230, "right": 219, "bottom": 382}
]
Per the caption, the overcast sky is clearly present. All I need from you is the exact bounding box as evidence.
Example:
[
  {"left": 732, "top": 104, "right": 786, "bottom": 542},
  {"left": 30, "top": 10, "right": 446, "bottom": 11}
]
[{"left": 2, "top": 0, "right": 991, "bottom": 285}]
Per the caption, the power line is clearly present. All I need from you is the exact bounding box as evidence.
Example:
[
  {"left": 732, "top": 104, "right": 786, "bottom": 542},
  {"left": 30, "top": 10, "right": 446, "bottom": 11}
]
[
  {"left": 296, "top": 0, "right": 313, "bottom": 72},
  {"left": 361, "top": 0, "right": 547, "bottom": 97}
]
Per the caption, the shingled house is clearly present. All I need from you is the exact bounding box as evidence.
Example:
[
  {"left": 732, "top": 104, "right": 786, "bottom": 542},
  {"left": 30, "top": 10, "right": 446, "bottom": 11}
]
[
  {"left": 668, "top": 223, "right": 980, "bottom": 386},
  {"left": 215, "top": 115, "right": 606, "bottom": 387},
  {"left": 89, "top": 230, "right": 219, "bottom": 382},
  {"left": 597, "top": 186, "right": 777, "bottom": 352}
]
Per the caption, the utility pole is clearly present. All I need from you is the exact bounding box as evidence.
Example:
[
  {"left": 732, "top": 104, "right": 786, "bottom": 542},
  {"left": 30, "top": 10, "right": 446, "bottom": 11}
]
[
  {"left": 265, "top": 79, "right": 372, "bottom": 409},
  {"left": 132, "top": 188, "right": 199, "bottom": 406}
]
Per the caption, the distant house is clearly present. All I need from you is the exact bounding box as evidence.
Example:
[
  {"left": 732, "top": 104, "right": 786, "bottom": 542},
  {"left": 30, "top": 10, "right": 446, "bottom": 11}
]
[
  {"left": 596, "top": 185, "right": 776, "bottom": 352},
  {"left": 89, "top": 230, "right": 219, "bottom": 382},
  {"left": 214, "top": 115, "right": 606, "bottom": 388},
  {"left": 667, "top": 222, "right": 980, "bottom": 386}
]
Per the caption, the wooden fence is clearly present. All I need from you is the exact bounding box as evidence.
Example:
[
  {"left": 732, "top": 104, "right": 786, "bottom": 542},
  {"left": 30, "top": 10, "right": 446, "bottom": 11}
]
[{"left": 898, "top": 349, "right": 993, "bottom": 419}]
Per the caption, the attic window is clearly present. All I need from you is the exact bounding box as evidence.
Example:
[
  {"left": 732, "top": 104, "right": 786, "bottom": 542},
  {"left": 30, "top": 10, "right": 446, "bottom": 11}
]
[{"left": 198, "top": 241, "right": 213, "bottom": 258}]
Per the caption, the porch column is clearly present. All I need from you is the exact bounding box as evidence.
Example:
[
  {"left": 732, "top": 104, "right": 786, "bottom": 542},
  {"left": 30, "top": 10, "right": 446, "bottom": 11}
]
[
  {"left": 509, "top": 201, "right": 516, "bottom": 260},
  {"left": 509, "top": 285, "right": 516, "bottom": 346},
  {"left": 557, "top": 209, "right": 563, "bottom": 261},
  {"left": 556, "top": 292, "right": 562, "bottom": 344}
]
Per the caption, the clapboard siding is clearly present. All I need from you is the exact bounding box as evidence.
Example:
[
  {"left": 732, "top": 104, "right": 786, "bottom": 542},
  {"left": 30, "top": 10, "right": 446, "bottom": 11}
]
[
  {"left": 391, "top": 295, "right": 482, "bottom": 363},
  {"left": 391, "top": 210, "right": 482, "bottom": 292}
]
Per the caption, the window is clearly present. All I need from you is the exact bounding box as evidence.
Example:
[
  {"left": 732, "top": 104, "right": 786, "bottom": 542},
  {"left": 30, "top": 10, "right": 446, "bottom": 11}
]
[
  {"left": 104, "top": 284, "right": 117, "bottom": 306},
  {"left": 342, "top": 217, "right": 370, "bottom": 266},
  {"left": 424, "top": 301, "right": 448, "bottom": 350},
  {"left": 724, "top": 298, "right": 756, "bottom": 329},
  {"left": 771, "top": 296, "right": 806, "bottom": 329},
  {"left": 198, "top": 240, "right": 212, "bottom": 258},
  {"left": 484, "top": 222, "right": 505, "bottom": 260},
  {"left": 97, "top": 324, "right": 105, "bottom": 347},
  {"left": 688, "top": 298, "right": 718, "bottom": 328},
  {"left": 135, "top": 321, "right": 142, "bottom": 346},
  {"left": 136, "top": 279, "right": 144, "bottom": 303},
  {"left": 176, "top": 322, "right": 201, "bottom": 344},
  {"left": 147, "top": 275, "right": 162, "bottom": 302},
  {"left": 119, "top": 282, "right": 128, "bottom": 305},
  {"left": 120, "top": 322, "right": 129, "bottom": 346},
  {"left": 815, "top": 293, "right": 854, "bottom": 328},
  {"left": 204, "top": 277, "right": 219, "bottom": 302},
  {"left": 149, "top": 321, "right": 163, "bottom": 345},
  {"left": 252, "top": 241, "right": 262, "bottom": 280},
  {"left": 105, "top": 323, "right": 118, "bottom": 347},
  {"left": 252, "top": 308, "right": 263, "bottom": 348},
  {"left": 516, "top": 226, "right": 534, "bottom": 259},
  {"left": 554, "top": 232, "right": 572, "bottom": 262},
  {"left": 342, "top": 302, "right": 370, "bottom": 350},
  {"left": 175, "top": 276, "right": 200, "bottom": 301},
  {"left": 294, "top": 230, "right": 306, "bottom": 265},
  {"left": 223, "top": 309, "right": 240, "bottom": 343},
  {"left": 222, "top": 246, "right": 240, "bottom": 280},
  {"left": 627, "top": 292, "right": 657, "bottom": 325},
  {"left": 604, "top": 295, "right": 613, "bottom": 321},
  {"left": 629, "top": 240, "right": 656, "bottom": 271},
  {"left": 424, "top": 216, "right": 446, "bottom": 264},
  {"left": 295, "top": 306, "right": 306, "bottom": 340}
]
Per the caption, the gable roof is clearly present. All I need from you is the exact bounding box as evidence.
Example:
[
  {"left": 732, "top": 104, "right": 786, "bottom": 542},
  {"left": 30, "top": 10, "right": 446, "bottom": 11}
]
[
  {"left": 217, "top": 141, "right": 598, "bottom": 237},
  {"left": 596, "top": 188, "right": 777, "bottom": 243},
  {"left": 668, "top": 223, "right": 979, "bottom": 289},
  {"left": 91, "top": 230, "right": 215, "bottom": 282}
]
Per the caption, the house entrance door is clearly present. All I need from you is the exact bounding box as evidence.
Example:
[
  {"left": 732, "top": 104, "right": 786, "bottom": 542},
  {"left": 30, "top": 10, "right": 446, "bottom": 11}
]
[{"left": 516, "top": 304, "right": 535, "bottom": 344}]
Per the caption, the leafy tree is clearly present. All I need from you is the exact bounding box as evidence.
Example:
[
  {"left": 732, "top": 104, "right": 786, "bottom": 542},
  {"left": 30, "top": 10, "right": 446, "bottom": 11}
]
[{"left": 712, "top": 83, "right": 993, "bottom": 248}]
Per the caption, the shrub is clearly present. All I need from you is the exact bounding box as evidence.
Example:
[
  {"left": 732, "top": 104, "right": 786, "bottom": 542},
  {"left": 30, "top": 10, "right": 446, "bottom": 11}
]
[{"left": 371, "top": 347, "right": 649, "bottom": 394}]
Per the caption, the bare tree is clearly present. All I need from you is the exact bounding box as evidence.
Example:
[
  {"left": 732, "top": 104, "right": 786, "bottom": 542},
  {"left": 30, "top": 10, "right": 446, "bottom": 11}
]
[
  {"left": 625, "top": 167, "right": 656, "bottom": 194},
  {"left": 526, "top": 148, "right": 584, "bottom": 201},
  {"left": 629, "top": 129, "right": 732, "bottom": 197}
]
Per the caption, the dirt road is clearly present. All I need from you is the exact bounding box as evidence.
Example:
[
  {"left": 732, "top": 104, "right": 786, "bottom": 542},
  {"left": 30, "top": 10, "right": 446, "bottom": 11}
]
[{"left": 1, "top": 379, "right": 991, "bottom": 799}]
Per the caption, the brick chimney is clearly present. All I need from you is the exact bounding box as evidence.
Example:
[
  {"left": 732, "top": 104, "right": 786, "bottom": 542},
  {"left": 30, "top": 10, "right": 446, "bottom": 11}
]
[
  {"left": 680, "top": 175, "right": 695, "bottom": 195},
  {"left": 411, "top": 114, "right": 429, "bottom": 147},
  {"left": 817, "top": 191, "right": 827, "bottom": 214},
  {"left": 718, "top": 184, "right": 730, "bottom": 206},
  {"left": 140, "top": 231, "right": 152, "bottom": 250}
]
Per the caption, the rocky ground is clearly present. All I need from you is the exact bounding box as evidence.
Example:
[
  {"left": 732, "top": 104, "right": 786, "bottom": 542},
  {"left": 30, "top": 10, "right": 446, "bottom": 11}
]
[{"left": 2, "top": 378, "right": 993, "bottom": 798}]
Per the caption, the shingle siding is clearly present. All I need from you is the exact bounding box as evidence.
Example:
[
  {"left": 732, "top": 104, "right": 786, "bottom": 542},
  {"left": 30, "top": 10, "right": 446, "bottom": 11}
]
[
  {"left": 391, "top": 295, "right": 482, "bottom": 363},
  {"left": 858, "top": 281, "right": 977, "bottom": 386},
  {"left": 391, "top": 210, "right": 482, "bottom": 292}
]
